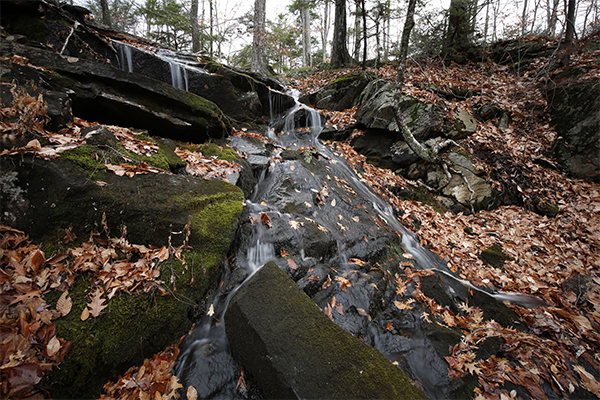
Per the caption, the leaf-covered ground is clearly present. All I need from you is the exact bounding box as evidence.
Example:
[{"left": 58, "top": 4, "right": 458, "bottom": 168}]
[{"left": 289, "top": 40, "right": 600, "bottom": 398}]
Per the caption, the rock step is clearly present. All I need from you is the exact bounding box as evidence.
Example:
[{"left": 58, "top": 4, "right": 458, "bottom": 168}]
[{"left": 225, "top": 261, "right": 427, "bottom": 399}]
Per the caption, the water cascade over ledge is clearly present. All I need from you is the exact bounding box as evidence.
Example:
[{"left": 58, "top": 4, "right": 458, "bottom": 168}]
[{"left": 174, "top": 90, "right": 546, "bottom": 399}]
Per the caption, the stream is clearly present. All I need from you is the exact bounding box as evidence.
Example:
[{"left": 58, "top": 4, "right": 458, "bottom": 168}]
[{"left": 121, "top": 54, "right": 545, "bottom": 398}]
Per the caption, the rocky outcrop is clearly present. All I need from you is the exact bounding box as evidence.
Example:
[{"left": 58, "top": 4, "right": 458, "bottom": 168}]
[
  {"left": 350, "top": 79, "right": 490, "bottom": 212},
  {"left": 1, "top": 0, "right": 294, "bottom": 126},
  {"left": 354, "top": 79, "right": 450, "bottom": 138},
  {"left": 0, "top": 127, "right": 244, "bottom": 398},
  {"left": 0, "top": 40, "right": 231, "bottom": 142},
  {"left": 225, "top": 261, "right": 427, "bottom": 400},
  {"left": 547, "top": 70, "right": 599, "bottom": 182},
  {"left": 300, "top": 72, "right": 373, "bottom": 111}
]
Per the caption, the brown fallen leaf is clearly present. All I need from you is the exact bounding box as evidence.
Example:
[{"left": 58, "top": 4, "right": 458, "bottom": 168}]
[
  {"left": 88, "top": 288, "right": 108, "bottom": 318},
  {"left": 287, "top": 258, "right": 298, "bottom": 270},
  {"left": 80, "top": 307, "right": 90, "bottom": 321},
  {"left": 56, "top": 291, "right": 72, "bottom": 317},
  {"left": 46, "top": 336, "right": 61, "bottom": 357}
]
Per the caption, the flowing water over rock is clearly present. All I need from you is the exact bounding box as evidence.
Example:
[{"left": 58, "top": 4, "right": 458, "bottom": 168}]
[{"left": 174, "top": 92, "right": 542, "bottom": 399}]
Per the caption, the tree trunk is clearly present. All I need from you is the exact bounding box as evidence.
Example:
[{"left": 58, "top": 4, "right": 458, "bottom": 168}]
[
  {"left": 209, "top": 0, "right": 214, "bottom": 57},
  {"left": 361, "top": 0, "right": 367, "bottom": 68},
  {"left": 546, "top": 0, "right": 559, "bottom": 36},
  {"left": 353, "top": 0, "right": 361, "bottom": 60},
  {"left": 251, "top": 0, "right": 268, "bottom": 76},
  {"left": 302, "top": 5, "right": 311, "bottom": 67},
  {"left": 330, "top": 0, "right": 352, "bottom": 68},
  {"left": 323, "top": 0, "right": 330, "bottom": 62},
  {"left": 564, "top": 0, "right": 576, "bottom": 45},
  {"left": 191, "top": 0, "right": 200, "bottom": 53},
  {"left": 392, "top": 0, "right": 437, "bottom": 164},
  {"left": 101, "top": 0, "right": 112, "bottom": 27},
  {"left": 521, "top": 0, "right": 528, "bottom": 36},
  {"left": 444, "top": 0, "right": 475, "bottom": 53}
]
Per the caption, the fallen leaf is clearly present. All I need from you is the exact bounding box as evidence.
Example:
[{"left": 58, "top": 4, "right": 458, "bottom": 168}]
[
  {"left": 46, "top": 336, "right": 61, "bottom": 357},
  {"left": 56, "top": 291, "right": 72, "bottom": 317},
  {"left": 187, "top": 386, "right": 198, "bottom": 400},
  {"left": 287, "top": 258, "right": 298, "bottom": 270},
  {"left": 207, "top": 304, "right": 215, "bottom": 317},
  {"left": 81, "top": 307, "right": 90, "bottom": 321},
  {"left": 88, "top": 288, "right": 108, "bottom": 318}
]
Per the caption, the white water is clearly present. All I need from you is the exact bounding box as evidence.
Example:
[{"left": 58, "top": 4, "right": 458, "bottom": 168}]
[
  {"left": 168, "top": 60, "right": 189, "bottom": 91},
  {"left": 118, "top": 42, "right": 133, "bottom": 73}
]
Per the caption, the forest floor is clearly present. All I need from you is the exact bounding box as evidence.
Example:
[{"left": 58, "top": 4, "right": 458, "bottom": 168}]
[
  {"left": 287, "top": 41, "right": 600, "bottom": 399},
  {"left": 1, "top": 38, "right": 599, "bottom": 399}
]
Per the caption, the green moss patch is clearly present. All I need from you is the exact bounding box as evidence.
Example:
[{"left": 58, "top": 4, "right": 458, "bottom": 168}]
[{"left": 479, "top": 244, "right": 511, "bottom": 269}]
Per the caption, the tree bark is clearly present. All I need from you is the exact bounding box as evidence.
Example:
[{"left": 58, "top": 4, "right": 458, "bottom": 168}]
[
  {"left": 361, "top": 0, "right": 367, "bottom": 68},
  {"left": 323, "top": 0, "right": 330, "bottom": 62},
  {"left": 101, "top": 0, "right": 112, "bottom": 28},
  {"left": 330, "top": 0, "right": 352, "bottom": 68},
  {"left": 191, "top": 0, "right": 200, "bottom": 53},
  {"left": 251, "top": 0, "right": 268, "bottom": 76},
  {"left": 392, "top": 0, "right": 437, "bottom": 164},
  {"left": 564, "top": 0, "right": 576, "bottom": 45},
  {"left": 302, "top": 4, "right": 311, "bottom": 67}
]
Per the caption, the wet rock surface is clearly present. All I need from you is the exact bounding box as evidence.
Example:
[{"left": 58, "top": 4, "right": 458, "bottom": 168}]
[{"left": 225, "top": 261, "right": 427, "bottom": 400}]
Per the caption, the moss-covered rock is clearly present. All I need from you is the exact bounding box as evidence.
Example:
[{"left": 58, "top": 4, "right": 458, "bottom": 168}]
[
  {"left": 300, "top": 72, "right": 373, "bottom": 111},
  {"left": 225, "top": 262, "right": 428, "bottom": 399},
  {"left": 479, "top": 243, "right": 511, "bottom": 269},
  {"left": 1, "top": 148, "right": 244, "bottom": 398}
]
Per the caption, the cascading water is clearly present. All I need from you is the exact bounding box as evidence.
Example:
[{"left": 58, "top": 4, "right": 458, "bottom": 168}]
[
  {"left": 168, "top": 60, "right": 189, "bottom": 91},
  {"left": 117, "top": 42, "right": 133, "bottom": 73},
  {"left": 174, "top": 87, "right": 546, "bottom": 398}
]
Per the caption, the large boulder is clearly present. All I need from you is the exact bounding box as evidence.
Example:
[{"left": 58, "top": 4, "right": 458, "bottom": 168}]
[
  {"left": 0, "top": 40, "right": 231, "bottom": 142},
  {"left": 1, "top": 0, "right": 294, "bottom": 125},
  {"left": 225, "top": 261, "right": 427, "bottom": 400},
  {"left": 354, "top": 79, "right": 450, "bottom": 139},
  {"left": 300, "top": 72, "right": 373, "bottom": 111},
  {"left": 547, "top": 72, "right": 600, "bottom": 182},
  {"left": 0, "top": 132, "right": 244, "bottom": 398}
]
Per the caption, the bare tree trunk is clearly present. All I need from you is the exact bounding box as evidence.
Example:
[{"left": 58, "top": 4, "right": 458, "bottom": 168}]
[
  {"left": 392, "top": 0, "right": 437, "bottom": 163},
  {"left": 101, "top": 0, "right": 112, "bottom": 27},
  {"left": 191, "top": 0, "right": 200, "bottom": 53},
  {"left": 331, "top": 0, "right": 352, "bottom": 68},
  {"left": 353, "top": 0, "right": 361, "bottom": 60},
  {"left": 251, "top": 0, "right": 268, "bottom": 75},
  {"left": 547, "top": 0, "right": 559, "bottom": 36},
  {"left": 302, "top": 5, "right": 312, "bottom": 67},
  {"left": 564, "top": 0, "right": 576, "bottom": 45},
  {"left": 323, "top": 0, "right": 330, "bottom": 62},
  {"left": 209, "top": 0, "right": 214, "bottom": 57},
  {"left": 484, "top": 0, "right": 489, "bottom": 43},
  {"left": 361, "top": 0, "right": 367, "bottom": 68},
  {"left": 521, "top": 0, "right": 529, "bottom": 36}
]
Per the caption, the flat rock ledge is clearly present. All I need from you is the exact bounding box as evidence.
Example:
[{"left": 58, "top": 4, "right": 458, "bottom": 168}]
[{"left": 225, "top": 262, "right": 427, "bottom": 399}]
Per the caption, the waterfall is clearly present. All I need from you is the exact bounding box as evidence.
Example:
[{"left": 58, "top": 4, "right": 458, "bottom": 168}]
[
  {"left": 117, "top": 42, "right": 133, "bottom": 73},
  {"left": 168, "top": 61, "right": 188, "bottom": 91}
]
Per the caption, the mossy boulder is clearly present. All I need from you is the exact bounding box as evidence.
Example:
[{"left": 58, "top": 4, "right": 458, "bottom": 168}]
[
  {"left": 0, "top": 41, "right": 231, "bottom": 142},
  {"left": 354, "top": 79, "right": 449, "bottom": 140},
  {"left": 300, "top": 72, "right": 373, "bottom": 111},
  {"left": 46, "top": 249, "right": 220, "bottom": 398},
  {"left": 1, "top": 146, "right": 244, "bottom": 398},
  {"left": 225, "top": 262, "right": 428, "bottom": 399}
]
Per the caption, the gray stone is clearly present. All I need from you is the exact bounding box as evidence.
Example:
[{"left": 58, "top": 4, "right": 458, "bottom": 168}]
[
  {"left": 225, "top": 261, "right": 428, "bottom": 400},
  {"left": 548, "top": 80, "right": 600, "bottom": 182},
  {"left": 354, "top": 79, "right": 448, "bottom": 140}
]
